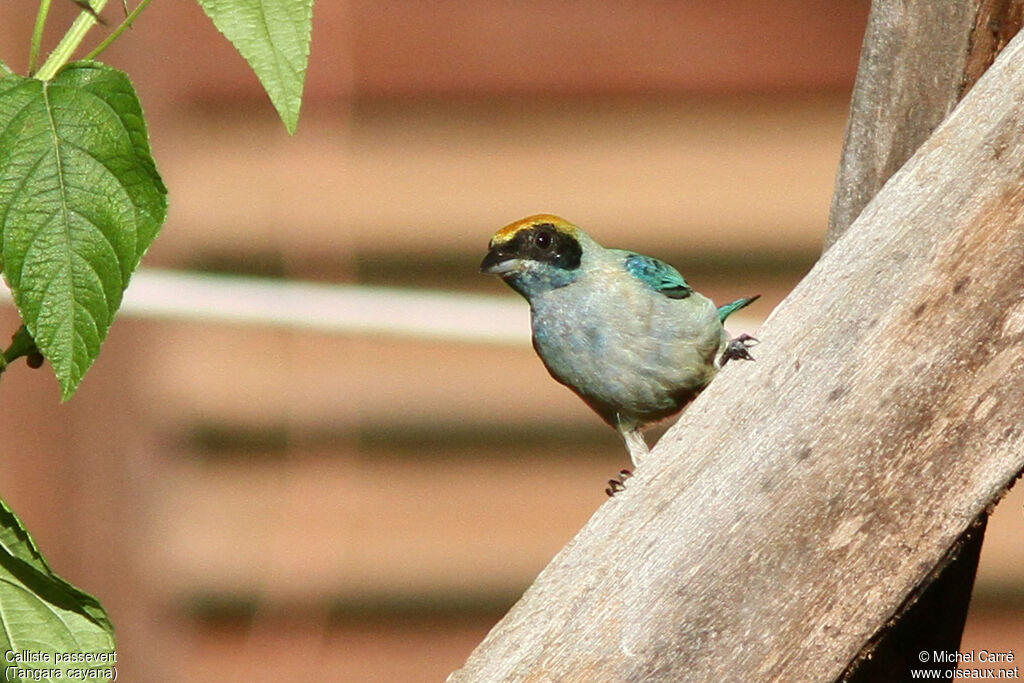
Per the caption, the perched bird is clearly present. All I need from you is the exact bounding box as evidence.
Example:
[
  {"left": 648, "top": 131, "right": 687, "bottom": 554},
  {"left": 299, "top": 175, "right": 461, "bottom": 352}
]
[{"left": 480, "top": 214, "right": 758, "bottom": 473}]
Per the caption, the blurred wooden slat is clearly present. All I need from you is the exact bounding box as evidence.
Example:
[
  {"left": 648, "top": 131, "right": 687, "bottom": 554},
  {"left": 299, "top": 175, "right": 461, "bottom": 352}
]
[
  {"left": 145, "top": 455, "right": 618, "bottom": 603},
  {"left": 140, "top": 396, "right": 1024, "bottom": 612},
  {"left": 140, "top": 326, "right": 587, "bottom": 429},
  {"left": 178, "top": 615, "right": 497, "bottom": 683},
  {"left": 136, "top": 300, "right": 765, "bottom": 431},
  {"left": 0, "top": 2, "right": 868, "bottom": 101},
  {"left": 148, "top": 96, "right": 848, "bottom": 264}
]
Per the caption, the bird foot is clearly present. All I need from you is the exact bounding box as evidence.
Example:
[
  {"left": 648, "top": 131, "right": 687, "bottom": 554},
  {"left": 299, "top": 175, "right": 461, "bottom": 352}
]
[
  {"left": 605, "top": 470, "right": 633, "bottom": 497},
  {"left": 720, "top": 333, "right": 758, "bottom": 366}
]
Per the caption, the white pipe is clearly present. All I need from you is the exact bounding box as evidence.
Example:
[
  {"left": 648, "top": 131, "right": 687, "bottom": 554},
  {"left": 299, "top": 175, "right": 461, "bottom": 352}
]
[
  {"left": 0, "top": 268, "right": 761, "bottom": 343},
  {"left": 122, "top": 269, "right": 532, "bottom": 343}
]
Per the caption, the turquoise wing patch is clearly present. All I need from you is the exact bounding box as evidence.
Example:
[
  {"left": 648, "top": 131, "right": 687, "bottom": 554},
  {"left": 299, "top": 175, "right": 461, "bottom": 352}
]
[{"left": 623, "top": 253, "right": 692, "bottom": 299}]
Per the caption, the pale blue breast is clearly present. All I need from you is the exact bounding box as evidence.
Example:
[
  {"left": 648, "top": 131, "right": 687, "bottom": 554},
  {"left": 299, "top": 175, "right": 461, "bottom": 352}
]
[{"left": 529, "top": 267, "right": 725, "bottom": 428}]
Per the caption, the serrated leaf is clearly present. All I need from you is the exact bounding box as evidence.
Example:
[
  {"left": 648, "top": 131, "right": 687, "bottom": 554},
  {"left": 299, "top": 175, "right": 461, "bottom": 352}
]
[
  {"left": 0, "top": 498, "right": 115, "bottom": 682},
  {"left": 0, "top": 498, "right": 55, "bottom": 575},
  {"left": 199, "top": 0, "right": 314, "bottom": 134},
  {"left": 0, "top": 62, "right": 167, "bottom": 399}
]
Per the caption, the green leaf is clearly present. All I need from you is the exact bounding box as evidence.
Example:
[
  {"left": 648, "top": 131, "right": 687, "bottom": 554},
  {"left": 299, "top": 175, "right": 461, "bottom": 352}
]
[
  {"left": 199, "top": 0, "right": 314, "bottom": 134},
  {"left": 0, "top": 498, "right": 116, "bottom": 682},
  {"left": 0, "top": 499, "right": 55, "bottom": 575},
  {"left": 0, "top": 62, "right": 167, "bottom": 399}
]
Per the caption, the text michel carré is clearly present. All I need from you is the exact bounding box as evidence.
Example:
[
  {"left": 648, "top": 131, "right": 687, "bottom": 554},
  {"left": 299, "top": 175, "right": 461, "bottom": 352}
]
[{"left": 932, "top": 650, "right": 1015, "bottom": 663}]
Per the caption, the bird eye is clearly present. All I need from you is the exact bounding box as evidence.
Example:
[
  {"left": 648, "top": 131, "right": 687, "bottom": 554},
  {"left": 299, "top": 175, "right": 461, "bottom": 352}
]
[{"left": 534, "top": 229, "right": 553, "bottom": 250}]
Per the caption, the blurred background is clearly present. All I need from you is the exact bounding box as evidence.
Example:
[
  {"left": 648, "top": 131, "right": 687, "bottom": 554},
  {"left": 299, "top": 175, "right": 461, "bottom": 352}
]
[{"left": 0, "top": 2, "right": 1021, "bottom": 681}]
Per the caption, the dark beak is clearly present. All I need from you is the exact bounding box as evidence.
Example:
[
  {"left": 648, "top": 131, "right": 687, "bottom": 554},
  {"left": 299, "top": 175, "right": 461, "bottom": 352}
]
[{"left": 480, "top": 244, "right": 517, "bottom": 274}]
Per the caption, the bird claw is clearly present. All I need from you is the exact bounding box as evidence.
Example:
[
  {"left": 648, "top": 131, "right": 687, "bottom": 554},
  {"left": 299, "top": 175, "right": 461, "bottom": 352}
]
[
  {"left": 721, "top": 333, "right": 758, "bottom": 366},
  {"left": 605, "top": 469, "right": 633, "bottom": 496}
]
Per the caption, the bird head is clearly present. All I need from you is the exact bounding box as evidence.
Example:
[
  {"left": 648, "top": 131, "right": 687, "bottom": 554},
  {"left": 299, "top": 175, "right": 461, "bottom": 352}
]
[{"left": 480, "top": 214, "right": 585, "bottom": 298}]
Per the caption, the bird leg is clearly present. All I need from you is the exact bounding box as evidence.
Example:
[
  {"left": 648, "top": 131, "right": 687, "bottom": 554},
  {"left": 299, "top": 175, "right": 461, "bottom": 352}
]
[
  {"left": 719, "top": 333, "right": 758, "bottom": 367},
  {"left": 621, "top": 427, "right": 650, "bottom": 468},
  {"left": 605, "top": 423, "right": 648, "bottom": 496}
]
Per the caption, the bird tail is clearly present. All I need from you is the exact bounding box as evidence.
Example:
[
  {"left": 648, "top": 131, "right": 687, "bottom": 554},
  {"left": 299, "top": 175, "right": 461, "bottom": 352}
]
[{"left": 717, "top": 295, "right": 760, "bottom": 322}]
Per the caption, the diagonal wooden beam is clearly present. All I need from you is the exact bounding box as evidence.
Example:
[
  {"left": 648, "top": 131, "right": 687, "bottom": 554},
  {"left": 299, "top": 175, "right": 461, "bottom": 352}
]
[
  {"left": 827, "top": 3, "right": 1024, "bottom": 679},
  {"left": 450, "top": 25, "right": 1024, "bottom": 683}
]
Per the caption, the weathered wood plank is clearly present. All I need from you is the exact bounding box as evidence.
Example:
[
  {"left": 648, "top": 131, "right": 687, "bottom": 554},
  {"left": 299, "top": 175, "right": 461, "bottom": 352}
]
[
  {"left": 827, "top": 3, "right": 1024, "bottom": 679},
  {"left": 963, "top": 0, "right": 1024, "bottom": 95},
  {"left": 450, "top": 28, "right": 1024, "bottom": 683},
  {"left": 826, "top": 0, "right": 1024, "bottom": 248}
]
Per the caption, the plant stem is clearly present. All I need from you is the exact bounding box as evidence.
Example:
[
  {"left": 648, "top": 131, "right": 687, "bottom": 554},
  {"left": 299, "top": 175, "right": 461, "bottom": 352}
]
[
  {"left": 0, "top": 326, "right": 42, "bottom": 378},
  {"left": 28, "top": 0, "right": 54, "bottom": 76},
  {"left": 35, "top": 0, "right": 110, "bottom": 81},
  {"left": 84, "top": 0, "right": 154, "bottom": 61}
]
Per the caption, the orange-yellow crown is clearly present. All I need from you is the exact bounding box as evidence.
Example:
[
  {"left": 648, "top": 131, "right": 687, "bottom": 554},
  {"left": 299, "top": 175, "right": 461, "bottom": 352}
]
[{"left": 491, "top": 214, "right": 580, "bottom": 245}]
